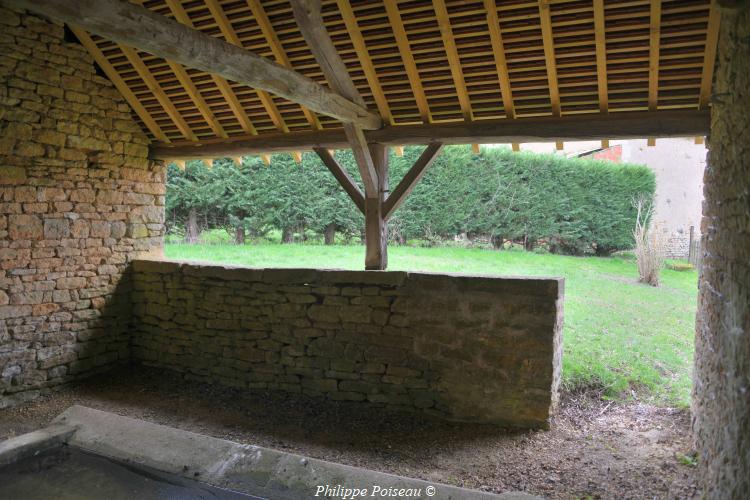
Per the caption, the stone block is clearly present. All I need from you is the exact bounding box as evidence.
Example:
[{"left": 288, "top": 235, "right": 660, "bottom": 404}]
[
  {"left": 0, "top": 166, "right": 27, "bottom": 185},
  {"left": 43, "top": 218, "right": 70, "bottom": 239},
  {"left": 9, "top": 214, "right": 42, "bottom": 240}
]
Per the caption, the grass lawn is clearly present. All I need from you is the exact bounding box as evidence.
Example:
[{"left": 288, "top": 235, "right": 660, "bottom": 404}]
[{"left": 164, "top": 243, "right": 698, "bottom": 407}]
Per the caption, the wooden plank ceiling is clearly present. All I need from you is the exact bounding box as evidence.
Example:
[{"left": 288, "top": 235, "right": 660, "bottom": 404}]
[{"left": 78, "top": 0, "right": 720, "bottom": 152}]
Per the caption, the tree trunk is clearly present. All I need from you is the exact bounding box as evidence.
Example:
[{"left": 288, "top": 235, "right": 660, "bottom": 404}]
[
  {"left": 324, "top": 223, "right": 336, "bottom": 245},
  {"left": 523, "top": 235, "right": 535, "bottom": 251},
  {"left": 234, "top": 225, "right": 245, "bottom": 245},
  {"left": 185, "top": 208, "right": 199, "bottom": 244},
  {"left": 491, "top": 234, "right": 504, "bottom": 249},
  {"left": 281, "top": 227, "right": 294, "bottom": 244}
]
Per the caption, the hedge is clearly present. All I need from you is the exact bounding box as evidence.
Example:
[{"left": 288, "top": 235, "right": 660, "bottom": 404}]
[{"left": 166, "top": 145, "right": 655, "bottom": 255}]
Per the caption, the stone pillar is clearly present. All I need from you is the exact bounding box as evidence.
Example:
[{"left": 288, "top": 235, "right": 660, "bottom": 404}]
[{"left": 692, "top": 5, "right": 750, "bottom": 497}]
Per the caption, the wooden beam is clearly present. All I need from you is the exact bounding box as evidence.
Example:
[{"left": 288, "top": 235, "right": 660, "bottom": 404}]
[
  {"left": 593, "top": 0, "right": 608, "bottom": 114},
  {"left": 119, "top": 45, "right": 197, "bottom": 141},
  {"left": 384, "top": 0, "right": 432, "bottom": 123},
  {"left": 383, "top": 142, "right": 444, "bottom": 219},
  {"left": 699, "top": 3, "right": 721, "bottom": 109},
  {"left": 289, "top": 0, "right": 380, "bottom": 197},
  {"left": 539, "top": 1, "right": 561, "bottom": 118},
  {"left": 290, "top": 0, "right": 366, "bottom": 108},
  {"left": 647, "top": 0, "right": 662, "bottom": 146},
  {"left": 207, "top": 0, "right": 306, "bottom": 160},
  {"left": 130, "top": 0, "right": 225, "bottom": 139},
  {"left": 434, "top": 0, "right": 472, "bottom": 122},
  {"left": 593, "top": 0, "right": 608, "bottom": 149},
  {"left": 344, "top": 123, "right": 379, "bottom": 197},
  {"left": 539, "top": 1, "right": 563, "bottom": 150},
  {"left": 169, "top": 63, "right": 227, "bottom": 138},
  {"left": 247, "top": 0, "right": 322, "bottom": 131},
  {"left": 69, "top": 28, "right": 169, "bottom": 143},
  {"left": 365, "top": 143, "right": 389, "bottom": 271},
  {"left": 8, "top": 0, "right": 381, "bottom": 130},
  {"left": 483, "top": 0, "right": 519, "bottom": 151},
  {"left": 313, "top": 148, "right": 366, "bottom": 214},
  {"left": 163, "top": 0, "right": 258, "bottom": 136},
  {"left": 150, "top": 109, "right": 711, "bottom": 159},
  {"left": 337, "top": 0, "right": 393, "bottom": 125}
]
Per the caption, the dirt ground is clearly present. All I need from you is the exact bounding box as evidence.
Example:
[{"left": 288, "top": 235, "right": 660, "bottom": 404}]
[{"left": 0, "top": 367, "right": 699, "bottom": 499}]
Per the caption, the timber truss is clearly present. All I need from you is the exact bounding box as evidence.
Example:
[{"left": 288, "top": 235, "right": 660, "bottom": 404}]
[{"left": 6, "top": 0, "right": 718, "bottom": 269}]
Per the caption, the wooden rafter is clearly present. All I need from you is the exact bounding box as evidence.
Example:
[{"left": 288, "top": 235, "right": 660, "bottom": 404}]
[
  {"left": 434, "top": 0, "right": 472, "bottom": 122},
  {"left": 152, "top": 109, "right": 710, "bottom": 159},
  {"left": 206, "top": 0, "right": 301, "bottom": 163},
  {"left": 205, "top": 0, "right": 282, "bottom": 131},
  {"left": 593, "top": 0, "right": 609, "bottom": 149},
  {"left": 647, "top": 0, "right": 662, "bottom": 146},
  {"left": 163, "top": 0, "right": 267, "bottom": 162},
  {"left": 483, "top": 0, "right": 520, "bottom": 152},
  {"left": 170, "top": 63, "right": 227, "bottom": 139},
  {"left": 538, "top": 0, "right": 563, "bottom": 150},
  {"left": 698, "top": 3, "right": 721, "bottom": 109},
  {"left": 9, "top": 0, "right": 380, "bottom": 129},
  {"left": 70, "top": 27, "right": 169, "bottom": 143},
  {"left": 384, "top": 0, "right": 432, "bottom": 124},
  {"left": 119, "top": 45, "right": 197, "bottom": 141},
  {"left": 131, "top": 0, "right": 225, "bottom": 139},
  {"left": 337, "top": 0, "right": 393, "bottom": 125},
  {"left": 247, "top": 0, "right": 322, "bottom": 131}
]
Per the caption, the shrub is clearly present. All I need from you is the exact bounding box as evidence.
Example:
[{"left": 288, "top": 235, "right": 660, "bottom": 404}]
[{"left": 633, "top": 196, "right": 666, "bottom": 286}]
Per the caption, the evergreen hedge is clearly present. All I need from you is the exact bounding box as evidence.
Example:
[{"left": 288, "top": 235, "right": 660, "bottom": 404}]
[{"left": 166, "top": 145, "right": 655, "bottom": 255}]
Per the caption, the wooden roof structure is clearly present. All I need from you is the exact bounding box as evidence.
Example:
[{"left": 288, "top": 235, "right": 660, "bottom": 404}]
[
  {"left": 13, "top": 0, "right": 718, "bottom": 160},
  {"left": 10, "top": 0, "right": 720, "bottom": 269}
]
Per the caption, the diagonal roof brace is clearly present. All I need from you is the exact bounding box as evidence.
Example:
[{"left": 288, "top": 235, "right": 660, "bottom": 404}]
[{"left": 6, "top": 0, "right": 382, "bottom": 130}]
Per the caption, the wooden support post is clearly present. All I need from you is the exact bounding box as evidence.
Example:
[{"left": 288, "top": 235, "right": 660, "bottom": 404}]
[{"left": 365, "top": 143, "right": 388, "bottom": 270}]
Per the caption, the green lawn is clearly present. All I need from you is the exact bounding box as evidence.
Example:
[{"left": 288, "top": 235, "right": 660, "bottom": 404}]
[{"left": 164, "top": 243, "right": 699, "bottom": 407}]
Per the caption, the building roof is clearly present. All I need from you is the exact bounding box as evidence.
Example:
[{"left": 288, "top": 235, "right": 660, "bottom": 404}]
[{"left": 69, "top": 0, "right": 720, "bottom": 157}]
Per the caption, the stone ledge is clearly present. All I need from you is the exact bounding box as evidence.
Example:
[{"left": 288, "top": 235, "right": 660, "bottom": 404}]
[{"left": 50, "top": 405, "right": 538, "bottom": 500}]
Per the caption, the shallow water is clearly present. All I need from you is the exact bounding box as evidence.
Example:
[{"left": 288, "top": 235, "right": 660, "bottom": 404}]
[{"left": 0, "top": 446, "right": 263, "bottom": 500}]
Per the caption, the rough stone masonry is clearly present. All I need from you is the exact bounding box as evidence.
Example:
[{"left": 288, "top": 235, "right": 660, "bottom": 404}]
[
  {"left": 131, "top": 261, "right": 563, "bottom": 428},
  {"left": 0, "top": 7, "right": 564, "bottom": 428},
  {"left": 0, "top": 8, "right": 164, "bottom": 405}
]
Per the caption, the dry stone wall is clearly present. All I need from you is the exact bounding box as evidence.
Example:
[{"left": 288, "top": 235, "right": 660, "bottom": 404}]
[
  {"left": 131, "top": 260, "right": 563, "bottom": 428},
  {"left": 0, "top": 8, "right": 164, "bottom": 405}
]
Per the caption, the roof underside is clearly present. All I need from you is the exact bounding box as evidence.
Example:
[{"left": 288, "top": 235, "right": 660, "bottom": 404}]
[{"left": 78, "top": 0, "right": 720, "bottom": 152}]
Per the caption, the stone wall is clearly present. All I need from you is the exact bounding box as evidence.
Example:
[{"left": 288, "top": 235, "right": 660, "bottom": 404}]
[
  {"left": 0, "top": 8, "right": 164, "bottom": 405},
  {"left": 692, "top": 6, "right": 750, "bottom": 497},
  {"left": 131, "top": 260, "right": 563, "bottom": 428}
]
